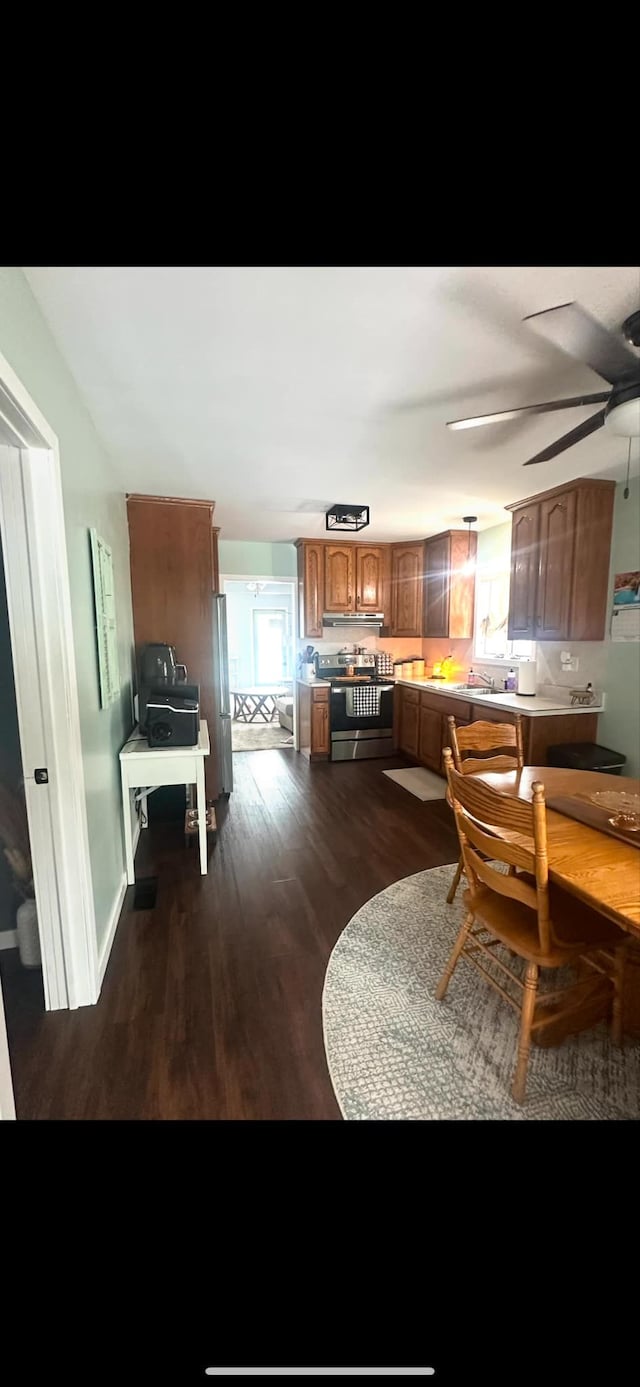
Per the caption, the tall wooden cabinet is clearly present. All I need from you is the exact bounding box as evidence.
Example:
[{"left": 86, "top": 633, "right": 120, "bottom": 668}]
[
  {"left": 424, "top": 529, "right": 477, "bottom": 639},
  {"left": 126, "top": 494, "right": 219, "bottom": 800},
  {"left": 390, "top": 543, "right": 424, "bottom": 637},
  {"left": 506, "top": 478, "right": 615, "bottom": 642}
]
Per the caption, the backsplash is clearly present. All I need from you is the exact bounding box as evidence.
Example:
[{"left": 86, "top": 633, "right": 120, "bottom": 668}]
[
  {"left": 298, "top": 629, "right": 419, "bottom": 661},
  {"left": 299, "top": 630, "right": 610, "bottom": 698},
  {"left": 535, "top": 641, "right": 609, "bottom": 689}
]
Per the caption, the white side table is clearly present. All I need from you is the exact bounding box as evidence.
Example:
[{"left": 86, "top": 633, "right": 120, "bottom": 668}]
[{"left": 119, "top": 719, "right": 211, "bottom": 884}]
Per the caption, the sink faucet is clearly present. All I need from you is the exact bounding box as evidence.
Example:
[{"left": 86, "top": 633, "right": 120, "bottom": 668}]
[{"left": 470, "top": 669, "right": 495, "bottom": 690}]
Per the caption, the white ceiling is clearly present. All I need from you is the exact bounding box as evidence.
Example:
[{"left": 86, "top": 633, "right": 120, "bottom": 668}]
[{"left": 24, "top": 265, "right": 640, "bottom": 541}]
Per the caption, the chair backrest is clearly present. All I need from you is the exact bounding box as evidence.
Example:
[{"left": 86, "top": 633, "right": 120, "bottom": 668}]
[
  {"left": 447, "top": 714, "right": 524, "bottom": 777},
  {"left": 443, "top": 748, "right": 551, "bottom": 953}
]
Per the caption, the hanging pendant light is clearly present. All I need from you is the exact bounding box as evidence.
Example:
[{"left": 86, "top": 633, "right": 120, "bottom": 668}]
[{"left": 462, "top": 515, "right": 477, "bottom": 574}]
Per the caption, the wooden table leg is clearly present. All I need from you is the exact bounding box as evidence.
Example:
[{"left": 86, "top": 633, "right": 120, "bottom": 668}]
[
  {"left": 121, "top": 765, "right": 135, "bottom": 886},
  {"left": 195, "top": 761, "right": 207, "bottom": 874}
]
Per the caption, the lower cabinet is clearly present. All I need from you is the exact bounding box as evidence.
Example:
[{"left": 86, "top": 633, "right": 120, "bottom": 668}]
[
  {"left": 297, "top": 681, "right": 330, "bottom": 759},
  {"left": 311, "top": 688, "right": 330, "bottom": 757},
  {"left": 399, "top": 687, "right": 419, "bottom": 757},
  {"left": 398, "top": 685, "right": 602, "bottom": 778},
  {"left": 418, "top": 705, "right": 442, "bottom": 772}
]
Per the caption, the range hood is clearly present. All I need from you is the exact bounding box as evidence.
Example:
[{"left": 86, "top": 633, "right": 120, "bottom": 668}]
[{"left": 322, "top": 612, "right": 384, "bottom": 629}]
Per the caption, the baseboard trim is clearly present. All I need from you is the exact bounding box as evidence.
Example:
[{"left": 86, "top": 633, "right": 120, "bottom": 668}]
[
  {"left": 97, "top": 816, "right": 141, "bottom": 990},
  {"left": 0, "top": 929, "right": 17, "bottom": 951}
]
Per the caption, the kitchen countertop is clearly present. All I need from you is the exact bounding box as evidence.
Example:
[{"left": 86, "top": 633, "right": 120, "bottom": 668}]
[
  {"left": 395, "top": 678, "right": 605, "bottom": 718},
  {"left": 297, "top": 675, "right": 331, "bottom": 687}
]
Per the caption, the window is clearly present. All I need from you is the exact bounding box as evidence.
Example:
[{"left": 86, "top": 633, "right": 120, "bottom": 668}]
[
  {"left": 474, "top": 567, "right": 535, "bottom": 663},
  {"left": 252, "top": 608, "right": 291, "bottom": 685}
]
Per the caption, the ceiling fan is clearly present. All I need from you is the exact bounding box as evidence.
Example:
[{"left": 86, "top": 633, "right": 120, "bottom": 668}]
[{"left": 447, "top": 303, "right": 640, "bottom": 466}]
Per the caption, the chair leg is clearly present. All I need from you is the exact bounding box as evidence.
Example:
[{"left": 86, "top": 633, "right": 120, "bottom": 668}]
[
  {"left": 435, "top": 911, "right": 474, "bottom": 1001},
  {"left": 446, "top": 855, "right": 463, "bottom": 905},
  {"left": 612, "top": 942, "right": 629, "bottom": 1048},
  {"left": 512, "top": 962, "right": 539, "bottom": 1105}
]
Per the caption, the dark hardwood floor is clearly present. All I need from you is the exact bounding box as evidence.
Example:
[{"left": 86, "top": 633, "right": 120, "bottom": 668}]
[{"left": 2, "top": 750, "right": 459, "bottom": 1120}]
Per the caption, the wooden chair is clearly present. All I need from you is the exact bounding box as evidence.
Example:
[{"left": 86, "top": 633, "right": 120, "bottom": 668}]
[
  {"left": 445, "top": 715, "right": 524, "bottom": 905},
  {"left": 436, "top": 749, "right": 626, "bottom": 1104}
]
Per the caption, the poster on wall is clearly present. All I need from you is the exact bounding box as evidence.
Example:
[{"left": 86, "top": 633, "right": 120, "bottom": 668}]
[{"left": 611, "top": 570, "right": 640, "bottom": 642}]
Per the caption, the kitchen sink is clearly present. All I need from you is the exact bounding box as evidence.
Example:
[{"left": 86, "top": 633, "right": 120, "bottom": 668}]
[{"left": 459, "top": 685, "right": 503, "bottom": 694}]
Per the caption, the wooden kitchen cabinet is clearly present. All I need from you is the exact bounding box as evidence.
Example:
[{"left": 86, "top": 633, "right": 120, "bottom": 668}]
[
  {"left": 399, "top": 687, "right": 419, "bottom": 757},
  {"left": 418, "top": 703, "right": 442, "bottom": 772},
  {"left": 424, "top": 530, "right": 477, "bottom": 639},
  {"left": 390, "top": 543, "right": 424, "bottom": 637},
  {"left": 297, "top": 681, "right": 330, "bottom": 759},
  {"left": 324, "top": 544, "right": 354, "bottom": 612},
  {"left": 296, "top": 541, "right": 324, "bottom": 639},
  {"left": 397, "top": 684, "right": 601, "bottom": 779},
  {"left": 310, "top": 687, "right": 330, "bottom": 756},
  {"left": 127, "top": 493, "right": 219, "bottom": 801},
  {"left": 536, "top": 490, "right": 577, "bottom": 639},
  {"left": 355, "top": 545, "right": 385, "bottom": 611},
  {"left": 508, "top": 504, "right": 540, "bottom": 639},
  {"left": 506, "top": 478, "right": 615, "bottom": 642}
]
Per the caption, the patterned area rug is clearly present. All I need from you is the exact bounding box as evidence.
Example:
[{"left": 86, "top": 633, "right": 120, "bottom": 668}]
[
  {"left": 322, "top": 864, "right": 640, "bottom": 1120},
  {"left": 232, "top": 721, "right": 293, "bottom": 751}
]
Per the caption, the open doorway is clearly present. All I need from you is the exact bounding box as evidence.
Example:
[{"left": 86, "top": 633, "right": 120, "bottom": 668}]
[
  {"left": 0, "top": 362, "right": 99, "bottom": 1120},
  {"left": 222, "top": 578, "right": 296, "bottom": 753},
  {"left": 0, "top": 539, "right": 45, "bottom": 1049}
]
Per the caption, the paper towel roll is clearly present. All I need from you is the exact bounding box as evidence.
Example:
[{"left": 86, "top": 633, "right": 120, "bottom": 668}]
[{"left": 516, "top": 661, "right": 537, "bottom": 695}]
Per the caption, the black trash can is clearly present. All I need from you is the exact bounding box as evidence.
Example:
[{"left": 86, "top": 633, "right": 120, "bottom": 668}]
[{"left": 546, "top": 742, "right": 626, "bottom": 774}]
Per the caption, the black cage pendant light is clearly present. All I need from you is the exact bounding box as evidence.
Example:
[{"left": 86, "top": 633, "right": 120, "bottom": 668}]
[{"left": 325, "top": 503, "right": 370, "bottom": 532}]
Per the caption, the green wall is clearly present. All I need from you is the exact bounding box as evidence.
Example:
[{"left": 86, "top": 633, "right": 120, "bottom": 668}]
[
  {"left": 218, "top": 540, "right": 297, "bottom": 579},
  {"left": 599, "top": 475, "right": 640, "bottom": 776},
  {"left": 0, "top": 267, "right": 135, "bottom": 954},
  {"left": 476, "top": 521, "right": 510, "bottom": 570}
]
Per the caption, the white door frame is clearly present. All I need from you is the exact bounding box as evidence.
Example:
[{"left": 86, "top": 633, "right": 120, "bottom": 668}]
[
  {"left": 221, "top": 574, "right": 298, "bottom": 746},
  {"left": 0, "top": 351, "right": 98, "bottom": 1026}
]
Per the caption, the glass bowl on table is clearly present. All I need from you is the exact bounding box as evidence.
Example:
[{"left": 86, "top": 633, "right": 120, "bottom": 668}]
[{"left": 589, "top": 790, "right": 640, "bottom": 832}]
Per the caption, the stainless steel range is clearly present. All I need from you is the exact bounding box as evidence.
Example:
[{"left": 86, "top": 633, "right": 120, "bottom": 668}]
[{"left": 317, "top": 654, "right": 394, "bottom": 761}]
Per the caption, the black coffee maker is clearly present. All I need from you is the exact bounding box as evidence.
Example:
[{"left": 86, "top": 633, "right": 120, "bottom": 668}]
[{"left": 137, "top": 643, "right": 187, "bottom": 732}]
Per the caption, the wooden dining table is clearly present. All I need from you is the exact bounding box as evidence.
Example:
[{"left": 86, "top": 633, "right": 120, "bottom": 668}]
[{"left": 474, "top": 766, "right": 640, "bottom": 939}]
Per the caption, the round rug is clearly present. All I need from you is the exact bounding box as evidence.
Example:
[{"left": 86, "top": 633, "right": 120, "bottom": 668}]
[{"left": 322, "top": 865, "right": 640, "bottom": 1120}]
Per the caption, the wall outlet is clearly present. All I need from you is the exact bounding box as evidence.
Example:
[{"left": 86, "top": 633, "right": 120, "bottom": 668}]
[{"left": 561, "top": 656, "right": 579, "bottom": 672}]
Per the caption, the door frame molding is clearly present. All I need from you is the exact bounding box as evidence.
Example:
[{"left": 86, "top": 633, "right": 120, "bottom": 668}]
[
  {"left": 0, "top": 350, "right": 98, "bottom": 1017},
  {"left": 220, "top": 574, "right": 298, "bottom": 746}
]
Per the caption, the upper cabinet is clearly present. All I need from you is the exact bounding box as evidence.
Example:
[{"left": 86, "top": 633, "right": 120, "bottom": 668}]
[
  {"left": 296, "top": 540, "right": 387, "bottom": 635},
  {"left": 324, "top": 544, "right": 355, "bottom": 612},
  {"left": 355, "top": 545, "right": 385, "bottom": 611},
  {"left": 424, "top": 530, "right": 476, "bottom": 639},
  {"left": 390, "top": 543, "right": 424, "bottom": 637},
  {"left": 506, "top": 478, "right": 615, "bottom": 642},
  {"left": 296, "top": 541, "right": 324, "bottom": 639}
]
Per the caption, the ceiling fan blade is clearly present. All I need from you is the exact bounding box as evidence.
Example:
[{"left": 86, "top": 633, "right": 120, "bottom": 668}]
[
  {"left": 523, "top": 409, "right": 606, "bottom": 466},
  {"left": 446, "top": 392, "right": 609, "bottom": 431},
  {"left": 523, "top": 302, "right": 640, "bottom": 386}
]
